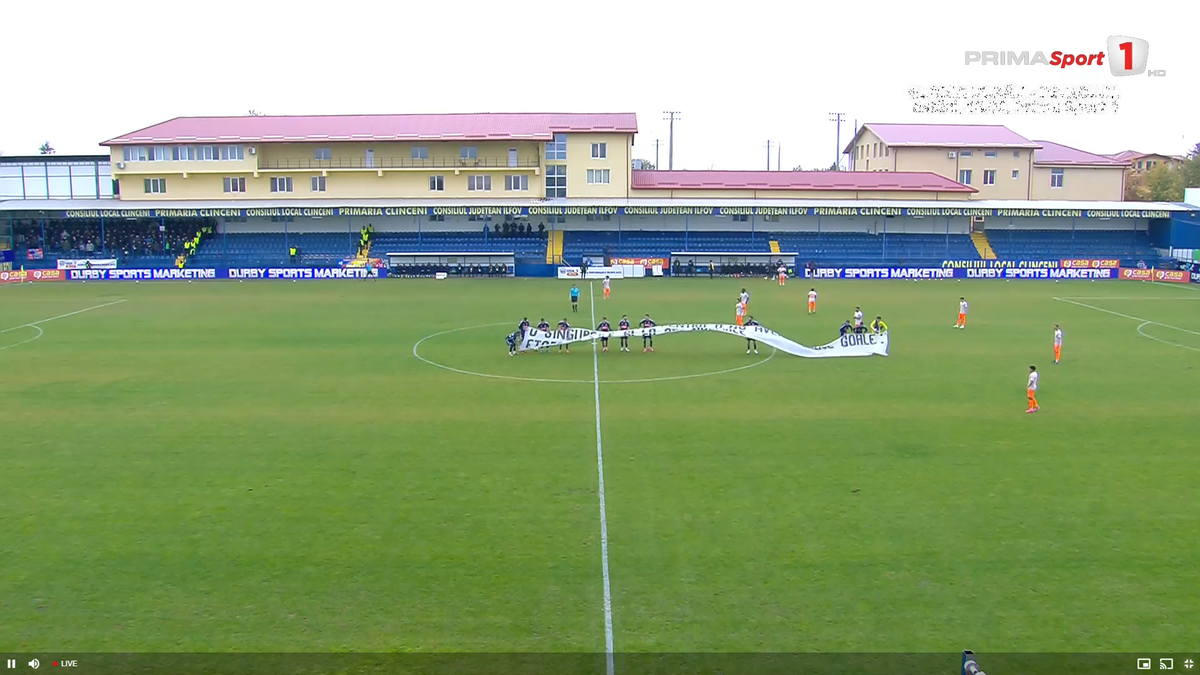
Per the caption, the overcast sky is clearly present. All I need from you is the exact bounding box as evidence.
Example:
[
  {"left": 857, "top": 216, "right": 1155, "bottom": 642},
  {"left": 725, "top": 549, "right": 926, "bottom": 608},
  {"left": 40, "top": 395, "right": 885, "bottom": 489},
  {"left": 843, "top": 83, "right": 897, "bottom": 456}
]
[{"left": 2, "top": 0, "right": 1194, "bottom": 170}]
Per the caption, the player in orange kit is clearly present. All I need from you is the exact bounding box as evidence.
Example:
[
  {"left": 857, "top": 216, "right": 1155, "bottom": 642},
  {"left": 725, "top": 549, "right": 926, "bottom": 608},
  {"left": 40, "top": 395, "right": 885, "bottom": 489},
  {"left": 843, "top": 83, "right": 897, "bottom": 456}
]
[
  {"left": 1053, "top": 324, "right": 1062, "bottom": 364},
  {"left": 1026, "top": 365, "right": 1040, "bottom": 413},
  {"left": 955, "top": 297, "right": 969, "bottom": 329},
  {"left": 807, "top": 288, "right": 817, "bottom": 314},
  {"left": 735, "top": 297, "right": 746, "bottom": 326}
]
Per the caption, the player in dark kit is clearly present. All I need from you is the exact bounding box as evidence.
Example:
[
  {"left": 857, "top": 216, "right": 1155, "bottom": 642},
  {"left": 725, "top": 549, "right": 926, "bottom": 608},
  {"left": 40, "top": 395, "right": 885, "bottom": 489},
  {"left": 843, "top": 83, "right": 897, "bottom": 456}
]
[
  {"left": 640, "top": 314, "right": 656, "bottom": 353},
  {"left": 840, "top": 320, "right": 853, "bottom": 336},
  {"left": 618, "top": 315, "right": 631, "bottom": 352},
  {"left": 744, "top": 315, "right": 760, "bottom": 354},
  {"left": 597, "top": 317, "right": 611, "bottom": 352},
  {"left": 536, "top": 318, "right": 551, "bottom": 354},
  {"left": 557, "top": 318, "right": 571, "bottom": 353},
  {"left": 519, "top": 317, "right": 530, "bottom": 335},
  {"left": 506, "top": 330, "right": 520, "bottom": 356}
]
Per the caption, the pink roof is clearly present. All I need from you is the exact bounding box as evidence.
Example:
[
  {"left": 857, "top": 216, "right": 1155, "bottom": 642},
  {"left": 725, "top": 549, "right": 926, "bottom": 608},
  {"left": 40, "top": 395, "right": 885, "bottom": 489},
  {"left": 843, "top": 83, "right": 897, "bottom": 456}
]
[
  {"left": 631, "top": 170, "right": 975, "bottom": 193},
  {"left": 1102, "top": 150, "right": 1143, "bottom": 162},
  {"left": 1033, "top": 140, "right": 1129, "bottom": 167},
  {"left": 846, "top": 123, "right": 1039, "bottom": 152},
  {"left": 103, "top": 112, "right": 638, "bottom": 145}
]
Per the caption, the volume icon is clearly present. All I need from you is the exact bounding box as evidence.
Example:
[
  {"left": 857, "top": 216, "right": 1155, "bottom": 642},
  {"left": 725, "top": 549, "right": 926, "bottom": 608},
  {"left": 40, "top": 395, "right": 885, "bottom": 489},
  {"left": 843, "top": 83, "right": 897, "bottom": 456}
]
[{"left": 27, "top": 661, "right": 39, "bottom": 670}]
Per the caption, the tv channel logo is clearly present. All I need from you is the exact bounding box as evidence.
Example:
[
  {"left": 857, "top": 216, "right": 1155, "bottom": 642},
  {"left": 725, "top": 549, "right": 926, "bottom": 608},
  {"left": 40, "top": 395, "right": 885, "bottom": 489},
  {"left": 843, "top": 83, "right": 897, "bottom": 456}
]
[{"left": 1106, "top": 36, "right": 1156, "bottom": 76}]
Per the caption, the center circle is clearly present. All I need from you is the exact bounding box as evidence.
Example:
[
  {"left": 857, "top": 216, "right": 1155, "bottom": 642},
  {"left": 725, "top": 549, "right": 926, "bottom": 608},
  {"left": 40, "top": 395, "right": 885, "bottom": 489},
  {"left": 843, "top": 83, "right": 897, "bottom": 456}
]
[{"left": 412, "top": 322, "right": 776, "bottom": 384}]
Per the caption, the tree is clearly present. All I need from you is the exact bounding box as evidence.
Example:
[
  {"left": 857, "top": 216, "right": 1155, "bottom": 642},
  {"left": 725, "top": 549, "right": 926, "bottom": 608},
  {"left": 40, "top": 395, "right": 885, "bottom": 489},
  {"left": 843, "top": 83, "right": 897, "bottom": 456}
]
[
  {"left": 1145, "top": 163, "right": 1185, "bottom": 201},
  {"left": 792, "top": 164, "right": 804, "bottom": 171},
  {"left": 633, "top": 159, "right": 655, "bottom": 170},
  {"left": 1124, "top": 170, "right": 1151, "bottom": 201},
  {"left": 793, "top": 163, "right": 840, "bottom": 171},
  {"left": 247, "top": 109, "right": 264, "bottom": 116},
  {"left": 38, "top": 142, "right": 55, "bottom": 155},
  {"left": 1184, "top": 142, "right": 1200, "bottom": 189}
]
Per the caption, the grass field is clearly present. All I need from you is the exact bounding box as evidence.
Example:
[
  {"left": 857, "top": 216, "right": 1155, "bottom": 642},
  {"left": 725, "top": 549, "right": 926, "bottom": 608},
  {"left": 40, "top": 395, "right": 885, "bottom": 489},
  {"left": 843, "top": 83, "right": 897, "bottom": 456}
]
[{"left": 2, "top": 277, "right": 1199, "bottom": 659}]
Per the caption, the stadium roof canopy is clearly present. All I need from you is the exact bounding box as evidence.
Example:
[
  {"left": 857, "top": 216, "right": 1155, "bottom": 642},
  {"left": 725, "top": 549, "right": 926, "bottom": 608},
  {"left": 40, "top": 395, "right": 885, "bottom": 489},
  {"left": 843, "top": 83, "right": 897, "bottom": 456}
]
[{"left": 103, "top": 113, "right": 639, "bottom": 146}]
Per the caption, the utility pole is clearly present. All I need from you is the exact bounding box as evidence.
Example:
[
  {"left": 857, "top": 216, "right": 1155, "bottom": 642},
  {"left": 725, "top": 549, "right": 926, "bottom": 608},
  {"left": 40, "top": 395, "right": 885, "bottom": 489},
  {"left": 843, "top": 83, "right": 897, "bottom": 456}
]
[
  {"left": 777, "top": 143, "right": 781, "bottom": 171},
  {"left": 829, "top": 112, "right": 845, "bottom": 171},
  {"left": 663, "top": 111, "right": 681, "bottom": 170},
  {"left": 653, "top": 139, "right": 661, "bottom": 169},
  {"left": 764, "top": 141, "right": 773, "bottom": 170}
]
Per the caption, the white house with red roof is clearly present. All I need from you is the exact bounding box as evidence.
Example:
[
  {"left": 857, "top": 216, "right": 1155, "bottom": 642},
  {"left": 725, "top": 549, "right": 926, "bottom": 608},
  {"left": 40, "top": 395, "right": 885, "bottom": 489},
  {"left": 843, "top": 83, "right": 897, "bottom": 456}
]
[{"left": 844, "top": 123, "right": 1130, "bottom": 201}]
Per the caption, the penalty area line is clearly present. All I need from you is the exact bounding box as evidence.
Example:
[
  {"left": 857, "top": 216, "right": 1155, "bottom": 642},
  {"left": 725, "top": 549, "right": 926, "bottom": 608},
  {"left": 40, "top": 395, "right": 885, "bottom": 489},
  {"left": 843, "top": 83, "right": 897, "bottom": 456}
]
[
  {"left": 0, "top": 298, "right": 127, "bottom": 334},
  {"left": 1053, "top": 296, "right": 1200, "bottom": 353},
  {"left": 588, "top": 281, "right": 616, "bottom": 675}
]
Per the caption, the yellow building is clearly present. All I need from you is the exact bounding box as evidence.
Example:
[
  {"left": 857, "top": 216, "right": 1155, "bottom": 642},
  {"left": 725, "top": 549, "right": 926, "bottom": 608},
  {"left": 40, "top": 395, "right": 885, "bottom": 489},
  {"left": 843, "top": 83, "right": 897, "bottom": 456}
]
[
  {"left": 1103, "top": 150, "right": 1185, "bottom": 173},
  {"left": 844, "top": 123, "right": 1130, "bottom": 201},
  {"left": 104, "top": 113, "right": 637, "bottom": 202}
]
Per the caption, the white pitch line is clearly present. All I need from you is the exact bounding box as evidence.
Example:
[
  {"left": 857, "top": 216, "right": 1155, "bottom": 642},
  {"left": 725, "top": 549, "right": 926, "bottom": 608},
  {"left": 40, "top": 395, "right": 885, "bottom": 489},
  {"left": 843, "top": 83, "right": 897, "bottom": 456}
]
[
  {"left": 1056, "top": 297, "right": 1200, "bottom": 301},
  {"left": 1053, "top": 296, "right": 1200, "bottom": 354},
  {"left": 1137, "top": 321, "right": 1200, "bottom": 353},
  {"left": 589, "top": 281, "right": 616, "bottom": 675},
  {"left": 0, "top": 298, "right": 127, "bottom": 334},
  {"left": 0, "top": 325, "right": 43, "bottom": 352}
]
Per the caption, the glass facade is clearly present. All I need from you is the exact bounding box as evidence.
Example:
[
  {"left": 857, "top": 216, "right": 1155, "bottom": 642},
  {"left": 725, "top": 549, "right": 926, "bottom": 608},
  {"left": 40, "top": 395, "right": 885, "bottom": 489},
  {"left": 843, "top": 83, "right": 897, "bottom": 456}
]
[{"left": 0, "top": 156, "right": 114, "bottom": 200}]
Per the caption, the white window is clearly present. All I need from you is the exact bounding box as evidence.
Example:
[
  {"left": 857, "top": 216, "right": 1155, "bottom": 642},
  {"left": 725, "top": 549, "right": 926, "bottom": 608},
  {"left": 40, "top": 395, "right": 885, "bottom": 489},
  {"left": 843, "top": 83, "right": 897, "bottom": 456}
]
[
  {"left": 460, "top": 146, "right": 478, "bottom": 160},
  {"left": 1013, "top": 150, "right": 1021, "bottom": 158},
  {"left": 885, "top": 145, "right": 890, "bottom": 157},
  {"left": 505, "top": 175, "right": 528, "bottom": 191},
  {"left": 467, "top": 175, "right": 491, "bottom": 191},
  {"left": 310, "top": 176, "right": 326, "bottom": 192},
  {"left": 731, "top": 214, "right": 749, "bottom": 222},
  {"left": 958, "top": 169, "right": 972, "bottom": 185},
  {"left": 1012, "top": 169, "right": 1020, "bottom": 179},
  {"left": 173, "top": 145, "right": 195, "bottom": 161},
  {"left": 270, "top": 177, "right": 293, "bottom": 193},
  {"left": 123, "top": 146, "right": 147, "bottom": 162},
  {"left": 960, "top": 150, "right": 973, "bottom": 157},
  {"left": 1051, "top": 169, "right": 1064, "bottom": 188},
  {"left": 411, "top": 146, "right": 429, "bottom": 160},
  {"left": 587, "top": 169, "right": 611, "bottom": 185},
  {"left": 591, "top": 142, "right": 607, "bottom": 159},
  {"left": 198, "top": 145, "right": 218, "bottom": 161},
  {"left": 429, "top": 214, "right": 446, "bottom": 222},
  {"left": 586, "top": 214, "right": 612, "bottom": 222},
  {"left": 983, "top": 170, "right": 996, "bottom": 186},
  {"left": 220, "top": 145, "right": 244, "bottom": 161},
  {"left": 546, "top": 164, "right": 567, "bottom": 197},
  {"left": 984, "top": 150, "right": 998, "bottom": 158},
  {"left": 223, "top": 177, "right": 246, "bottom": 193},
  {"left": 151, "top": 146, "right": 171, "bottom": 161},
  {"left": 143, "top": 178, "right": 167, "bottom": 194},
  {"left": 429, "top": 175, "right": 444, "bottom": 191},
  {"left": 314, "top": 148, "right": 332, "bottom": 161},
  {"left": 546, "top": 133, "right": 567, "bottom": 160}
]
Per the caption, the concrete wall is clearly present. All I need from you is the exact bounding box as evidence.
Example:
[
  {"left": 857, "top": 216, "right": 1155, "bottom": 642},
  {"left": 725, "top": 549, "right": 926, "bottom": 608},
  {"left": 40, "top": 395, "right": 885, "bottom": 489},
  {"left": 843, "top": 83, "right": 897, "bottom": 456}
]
[{"left": 849, "top": 128, "right": 889, "bottom": 170}]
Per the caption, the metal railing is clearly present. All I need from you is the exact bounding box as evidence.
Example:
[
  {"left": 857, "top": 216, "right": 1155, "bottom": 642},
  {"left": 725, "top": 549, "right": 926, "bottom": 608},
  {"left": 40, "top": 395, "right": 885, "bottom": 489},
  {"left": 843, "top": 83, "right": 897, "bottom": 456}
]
[{"left": 257, "top": 156, "right": 541, "bottom": 170}]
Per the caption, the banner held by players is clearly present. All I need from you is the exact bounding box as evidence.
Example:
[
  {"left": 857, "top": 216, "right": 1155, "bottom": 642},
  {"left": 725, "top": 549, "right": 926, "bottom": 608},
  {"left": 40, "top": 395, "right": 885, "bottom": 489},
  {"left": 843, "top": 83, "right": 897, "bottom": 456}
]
[{"left": 518, "top": 323, "right": 889, "bottom": 358}]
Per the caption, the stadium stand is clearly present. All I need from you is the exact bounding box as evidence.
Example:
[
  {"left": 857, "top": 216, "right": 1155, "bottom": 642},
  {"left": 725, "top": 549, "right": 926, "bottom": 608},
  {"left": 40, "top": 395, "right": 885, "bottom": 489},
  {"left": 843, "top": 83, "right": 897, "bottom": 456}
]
[
  {"left": 987, "top": 229, "right": 1159, "bottom": 265},
  {"left": 5, "top": 224, "right": 1165, "bottom": 269}
]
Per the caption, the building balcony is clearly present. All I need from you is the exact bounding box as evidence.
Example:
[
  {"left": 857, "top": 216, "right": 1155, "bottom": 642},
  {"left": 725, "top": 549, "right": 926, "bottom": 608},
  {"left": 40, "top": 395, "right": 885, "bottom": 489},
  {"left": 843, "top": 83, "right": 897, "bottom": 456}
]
[{"left": 257, "top": 156, "right": 542, "bottom": 171}]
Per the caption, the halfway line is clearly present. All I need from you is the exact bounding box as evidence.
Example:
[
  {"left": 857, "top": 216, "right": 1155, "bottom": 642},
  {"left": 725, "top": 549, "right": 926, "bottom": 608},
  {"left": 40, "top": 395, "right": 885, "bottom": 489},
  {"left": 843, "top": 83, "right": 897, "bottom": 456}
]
[
  {"left": 0, "top": 298, "right": 127, "bottom": 334},
  {"left": 589, "top": 281, "right": 616, "bottom": 675}
]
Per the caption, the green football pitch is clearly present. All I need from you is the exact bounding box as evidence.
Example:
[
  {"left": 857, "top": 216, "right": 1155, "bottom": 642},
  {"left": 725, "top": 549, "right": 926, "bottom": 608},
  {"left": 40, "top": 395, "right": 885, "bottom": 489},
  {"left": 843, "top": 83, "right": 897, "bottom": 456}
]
[{"left": 2, "top": 277, "right": 1198, "bottom": 656}]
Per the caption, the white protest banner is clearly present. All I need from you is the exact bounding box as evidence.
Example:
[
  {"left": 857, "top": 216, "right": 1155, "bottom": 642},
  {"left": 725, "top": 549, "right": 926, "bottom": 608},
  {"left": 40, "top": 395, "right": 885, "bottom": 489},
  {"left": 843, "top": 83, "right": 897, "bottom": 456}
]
[
  {"left": 585, "top": 265, "right": 623, "bottom": 279},
  {"left": 58, "top": 259, "right": 118, "bottom": 270},
  {"left": 518, "top": 323, "right": 888, "bottom": 358}
]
